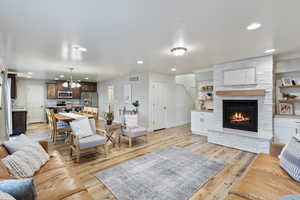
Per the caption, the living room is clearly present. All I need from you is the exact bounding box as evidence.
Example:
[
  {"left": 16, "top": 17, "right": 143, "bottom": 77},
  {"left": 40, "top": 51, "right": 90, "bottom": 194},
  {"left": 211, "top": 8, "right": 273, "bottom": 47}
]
[{"left": 0, "top": 1, "right": 300, "bottom": 200}]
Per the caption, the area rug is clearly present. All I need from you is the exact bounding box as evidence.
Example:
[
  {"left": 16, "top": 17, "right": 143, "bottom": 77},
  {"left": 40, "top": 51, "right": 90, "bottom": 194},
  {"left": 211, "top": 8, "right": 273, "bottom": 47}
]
[{"left": 94, "top": 146, "right": 226, "bottom": 200}]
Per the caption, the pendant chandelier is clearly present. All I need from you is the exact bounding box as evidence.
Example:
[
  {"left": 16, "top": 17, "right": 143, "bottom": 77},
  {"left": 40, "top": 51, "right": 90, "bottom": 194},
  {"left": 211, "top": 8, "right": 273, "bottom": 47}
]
[{"left": 62, "top": 68, "right": 81, "bottom": 88}]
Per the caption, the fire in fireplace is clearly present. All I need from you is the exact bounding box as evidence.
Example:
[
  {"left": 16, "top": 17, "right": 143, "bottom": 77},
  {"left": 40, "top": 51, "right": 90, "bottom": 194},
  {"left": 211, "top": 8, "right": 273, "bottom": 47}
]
[{"left": 223, "top": 100, "right": 258, "bottom": 132}]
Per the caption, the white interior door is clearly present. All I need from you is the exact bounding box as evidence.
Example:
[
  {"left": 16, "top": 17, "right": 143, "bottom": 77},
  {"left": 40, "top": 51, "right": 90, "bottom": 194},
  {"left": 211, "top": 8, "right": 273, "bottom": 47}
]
[
  {"left": 152, "top": 82, "right": 167, "bottom": 130},
  {"left": 26, "top": 84, "right": 45, "bottom": 123}
]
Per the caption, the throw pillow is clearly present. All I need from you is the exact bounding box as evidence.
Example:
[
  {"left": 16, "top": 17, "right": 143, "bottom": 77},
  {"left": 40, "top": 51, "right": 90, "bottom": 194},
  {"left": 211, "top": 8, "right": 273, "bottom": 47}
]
[
  {"left": 70, "top": 118, "right": 94, "bottom": 139},
  {"left": 0, "top": 192, "right": 16, "bottom": 200},
  {"left": 2, "top": 151, "right": 36, "bottom": 178},
  {"left": 3, "top": 134, "right": 35, "bottom": 154},
  {"left": 279, "top": 137, "right": 300, "bottom": 182},
  {"left": 0, "top": 178, "right": 37, "bottom": 200}
]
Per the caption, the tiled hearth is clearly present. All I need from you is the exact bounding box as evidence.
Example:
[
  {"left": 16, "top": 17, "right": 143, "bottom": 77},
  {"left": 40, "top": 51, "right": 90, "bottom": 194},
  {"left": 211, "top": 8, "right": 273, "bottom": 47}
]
[{"left": 208, "top": 56, "right": 274, "bottom": 154}]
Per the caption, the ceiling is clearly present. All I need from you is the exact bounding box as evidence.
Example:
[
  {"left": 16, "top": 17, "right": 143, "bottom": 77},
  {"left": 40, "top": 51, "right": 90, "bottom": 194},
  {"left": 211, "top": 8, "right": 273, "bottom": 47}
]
[{"left": 0, "top": 0, "right": 300, "bottom": 81}]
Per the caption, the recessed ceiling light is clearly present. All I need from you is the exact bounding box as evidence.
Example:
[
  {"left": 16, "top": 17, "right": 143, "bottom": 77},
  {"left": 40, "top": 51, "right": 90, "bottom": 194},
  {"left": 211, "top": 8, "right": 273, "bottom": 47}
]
[
  {"left": 59, "top": 75, "right": 64, "bottom": 78},
  {"left": 137, "top": 60, "right": 144, "bottom": 64},
  {"left": 84, "top": 77, "right": 89, "bottom": 80},
  {"left": 265, "top": 49, "right": 276, "bottom": 53},
  {"left": 171, "top": 68, "right": 177, "bottom": 72},
  {"left": 79, "top": 47, "right": 87, "bottom": 52},
  {"left": 27, "top": 72, "right": 33, "bottom": 75},
  {"left": 170, "top": 47, "right": 187, "bottom": 56},
  {"left": 247, "top": 22, "right": 261, "bottom": 30}
]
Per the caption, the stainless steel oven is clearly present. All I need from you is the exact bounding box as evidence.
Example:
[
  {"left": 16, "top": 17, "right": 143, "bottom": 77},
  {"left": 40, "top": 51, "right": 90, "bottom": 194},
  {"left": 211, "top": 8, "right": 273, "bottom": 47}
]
[{"left": 58, "top": 91, "right": 72, "bottom": 99}]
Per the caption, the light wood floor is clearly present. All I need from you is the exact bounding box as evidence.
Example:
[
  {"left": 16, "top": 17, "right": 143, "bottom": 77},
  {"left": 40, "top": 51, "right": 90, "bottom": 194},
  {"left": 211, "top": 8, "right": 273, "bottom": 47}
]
[{"left": 27, "top": 123, "right": 256, "bottom": 200}]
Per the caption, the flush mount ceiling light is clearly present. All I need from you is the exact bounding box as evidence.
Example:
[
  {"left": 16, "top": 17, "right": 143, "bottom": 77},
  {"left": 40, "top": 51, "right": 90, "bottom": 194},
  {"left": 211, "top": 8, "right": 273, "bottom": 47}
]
[
  {"left": 84, "top": 77, "right": 89, "bottom": 80},
  {"left": 247, "top": 22, "right": 261, "bottom": 30},
  {"left": 171, "top": 68, "right": 177, "bottom": 72},
  {"left": 265, "top": 49, "right": 276, "bottom": 53},
  {"left": 54, "top": 78, "right": 59, "bottom": 80},
  {"left": 27, "top": 72, "right": 33, "bottom": 75},
  {"left": 137, "top": 60, "right": 144, "bottom": 64},
  {"left": 170, "top": 47, "right": 187, "bottom": 56},
  {"left": 59, "top": 74, "right": 64, "bottom": 78},
  {"left": 62, "top": 68, "right": 81, "bottom": 88}
]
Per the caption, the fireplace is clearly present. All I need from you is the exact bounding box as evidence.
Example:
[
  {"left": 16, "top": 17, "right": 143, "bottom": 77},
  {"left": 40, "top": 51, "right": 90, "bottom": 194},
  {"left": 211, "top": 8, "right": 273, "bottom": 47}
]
[{"left": 223, "top": 100, "right": 258, "bottom": 132}]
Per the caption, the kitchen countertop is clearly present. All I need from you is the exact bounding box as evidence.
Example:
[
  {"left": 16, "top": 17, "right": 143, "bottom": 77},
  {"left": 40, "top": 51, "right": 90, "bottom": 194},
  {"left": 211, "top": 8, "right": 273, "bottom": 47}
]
[
  {"left": 45, "top": 105, "right": 84, "bottom": 109},
  {"left": 12, "top": 108, "right": 27, "bottom": 112}
]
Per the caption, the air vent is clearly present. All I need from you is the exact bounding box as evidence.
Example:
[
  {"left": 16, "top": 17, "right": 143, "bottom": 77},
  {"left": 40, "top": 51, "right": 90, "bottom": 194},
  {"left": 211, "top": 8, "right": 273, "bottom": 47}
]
[{"left": 129, "top": 76, "right": 139, "bottom": 82}]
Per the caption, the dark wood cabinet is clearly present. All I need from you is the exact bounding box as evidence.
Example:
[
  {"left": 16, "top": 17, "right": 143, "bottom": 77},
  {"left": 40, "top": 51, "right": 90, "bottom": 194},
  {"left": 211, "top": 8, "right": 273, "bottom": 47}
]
[
  {"left": 12, "top": 111, "right": 27, "bottom": 135},
  {"left": 47, "top": 83, "right": 57, "bottom": 99},
  {"left": 72, "top": 87, "right": 81, "bottom": 99},
  {"left": 81, "top": 82, "right": 97, "bottom": 92},
  {"left": 8, "top": 73, "right": 17, "bottom": 99},
  {"left": 46, "top": 81, "right": 97, "bottom": 99}
]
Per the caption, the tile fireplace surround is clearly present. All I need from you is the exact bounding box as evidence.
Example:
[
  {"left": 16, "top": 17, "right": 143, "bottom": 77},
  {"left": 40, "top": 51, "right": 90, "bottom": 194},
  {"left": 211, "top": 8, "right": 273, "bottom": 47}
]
[{"left": 208, "top": 56, "right": 274, "bottom": 153}]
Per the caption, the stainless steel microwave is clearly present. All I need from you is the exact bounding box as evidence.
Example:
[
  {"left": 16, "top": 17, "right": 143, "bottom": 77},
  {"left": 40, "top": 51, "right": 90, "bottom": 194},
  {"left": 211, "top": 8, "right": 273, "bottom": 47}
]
[{"left": 58, "top": 91, "right": 72, "bottom": 99}]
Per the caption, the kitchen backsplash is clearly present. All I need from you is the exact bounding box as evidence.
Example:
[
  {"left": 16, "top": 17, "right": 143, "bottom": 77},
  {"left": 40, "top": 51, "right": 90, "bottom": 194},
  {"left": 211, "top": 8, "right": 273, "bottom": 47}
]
[{"left": 46, "top": 99, "right": 81, "bottom": 106}]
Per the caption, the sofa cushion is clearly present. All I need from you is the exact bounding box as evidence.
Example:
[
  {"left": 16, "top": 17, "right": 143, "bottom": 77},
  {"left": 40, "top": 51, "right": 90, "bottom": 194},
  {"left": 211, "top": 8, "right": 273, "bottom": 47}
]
[
  {"left": 33, "top": 167, "right": 85, "bottom": 200},
  {"left": 230, "top": 168, "right": 300, "bottom": 200},
  {"left": 2, "top": 150, "right": 37, "bottom": 178},
  {"left": 0, "top": 145, "right": 9, "bottom": 159},
  {"left": 36, "top": 151, "right": 66, "bottom": 175},
  {"left": 251, "top": 154, "right": 289, "bottom": 178},
  {"left": 3, "top": 134, "right": 35, "bottom": 154},
  {"left": 122, "top": 126, "right": 147, "bottom": 137},
  {"left": 77, "top": 134, "right": 106, "bottom": 149},
  {"left": 0, "top": 178, "right": 37, "bottom": 200},
  {"left": 225, "top": 194, "right": 248, "bottom": 200},
  {"left": 0, "top": 161, "right": 14, "bottom": 179},
  {"left": 62, "top": 191, "right": 92, "bottom": 200}
]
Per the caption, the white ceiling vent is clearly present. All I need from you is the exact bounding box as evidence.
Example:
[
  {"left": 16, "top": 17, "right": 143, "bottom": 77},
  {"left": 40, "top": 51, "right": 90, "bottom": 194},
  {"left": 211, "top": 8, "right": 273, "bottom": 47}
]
[{"left": 129, "top": 76, "right": 139, "bottom": 82}]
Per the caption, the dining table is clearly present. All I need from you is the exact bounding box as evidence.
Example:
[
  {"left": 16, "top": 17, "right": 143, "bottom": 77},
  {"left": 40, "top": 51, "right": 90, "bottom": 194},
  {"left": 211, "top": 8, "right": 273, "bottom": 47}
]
[{"left": 54, "top": 112, "right": 96, "bottom": 122}]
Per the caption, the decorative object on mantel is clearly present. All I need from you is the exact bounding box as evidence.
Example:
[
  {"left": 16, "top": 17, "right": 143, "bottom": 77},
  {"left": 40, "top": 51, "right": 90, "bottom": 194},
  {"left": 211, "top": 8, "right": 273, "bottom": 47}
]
[
  {"left": 282, "top": 93, "right": 298, "bottom": 100},
  {"left": 281, "top": 77, "right": 293, "bottom": 86},
  {"left": 216, "top": 89, "right": 266, "bottom": 96},
  {"left": 132, "top": 100, "right": 140, "bottom": 114},
  {"left": 104, "top": 112, "right": 114, "bottom": 125},
  {"left": 278, "top": 103, "right": 294, "bottom": 115}
]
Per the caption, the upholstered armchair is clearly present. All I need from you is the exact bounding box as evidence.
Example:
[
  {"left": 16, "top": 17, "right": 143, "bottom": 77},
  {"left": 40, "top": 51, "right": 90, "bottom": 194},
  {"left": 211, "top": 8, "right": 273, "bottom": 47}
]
[
  {"left": 70, "top": 118, "right": 107, "bottom": 162},
  {"left": 120, "top": 114, "right": 148, "bottom": 147}
]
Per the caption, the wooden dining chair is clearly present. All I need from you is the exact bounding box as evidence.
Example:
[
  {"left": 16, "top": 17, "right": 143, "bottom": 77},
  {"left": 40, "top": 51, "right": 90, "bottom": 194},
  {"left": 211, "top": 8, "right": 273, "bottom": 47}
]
[
  {"left": 45, "top": 108, "right": 72, "bottom": 144},
  {"left": 83, "top": 106, "right": 90, "bottom": 114},
  {"left": 90, "top": 107, "right": 99, "bottom": 119}
]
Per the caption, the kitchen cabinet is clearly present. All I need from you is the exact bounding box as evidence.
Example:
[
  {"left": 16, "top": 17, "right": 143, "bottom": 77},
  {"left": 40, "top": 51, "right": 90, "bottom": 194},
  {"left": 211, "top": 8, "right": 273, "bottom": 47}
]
[
  {"left": 8, "top": 73, "right": 16, "bottom": 99},
  {"left": 72, "top": 87, "right": 81, "bottom": 99},
  {"left": 274, "top": 116, "right": 300, "bottom": 144},
  {"left": 12, "top": 110, "right": 27, "bottom": 135},
  {"left": 191, "top": 111, "right": 214, "bottom": 136},
  {"left": 81, "top": 82, "right": 97, "bottom": 92},
  {"left": 47, "top": 83, "right": 57, "bottom": 99}
]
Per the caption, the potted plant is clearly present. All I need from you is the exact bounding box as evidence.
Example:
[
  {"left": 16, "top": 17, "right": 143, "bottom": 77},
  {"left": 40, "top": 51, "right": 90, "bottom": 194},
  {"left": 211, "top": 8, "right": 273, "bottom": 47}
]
[
  {"left": 132, "top": 100, "right": 140, "bottom": 114},
  {"left": 104, "top": 112, "right": 114, "bottom": 125}
]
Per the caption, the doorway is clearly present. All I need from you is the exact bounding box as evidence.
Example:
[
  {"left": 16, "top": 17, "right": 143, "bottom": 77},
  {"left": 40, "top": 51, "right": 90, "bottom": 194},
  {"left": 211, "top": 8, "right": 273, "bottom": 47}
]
[
  {"left": 151, "top": 82, "right": 167, "bottom": 130},
  {"left": 26, "top": 84, "right": 45, "bottom": 123}
]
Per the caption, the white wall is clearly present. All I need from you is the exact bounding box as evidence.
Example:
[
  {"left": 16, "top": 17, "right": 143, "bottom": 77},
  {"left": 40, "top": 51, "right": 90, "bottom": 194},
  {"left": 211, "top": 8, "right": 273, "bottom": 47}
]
[
  {"left": 14, "top": 78, "right": 47, "bottom": 123},
  {"left": 98, "top": 72, "right": 150, "bottom": 125},
  {"left": 98, "top": 72, "right": 194, "bottom": 131},
  {"left": 149, "top": 72, "right": 194, "bottom": 130}
]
